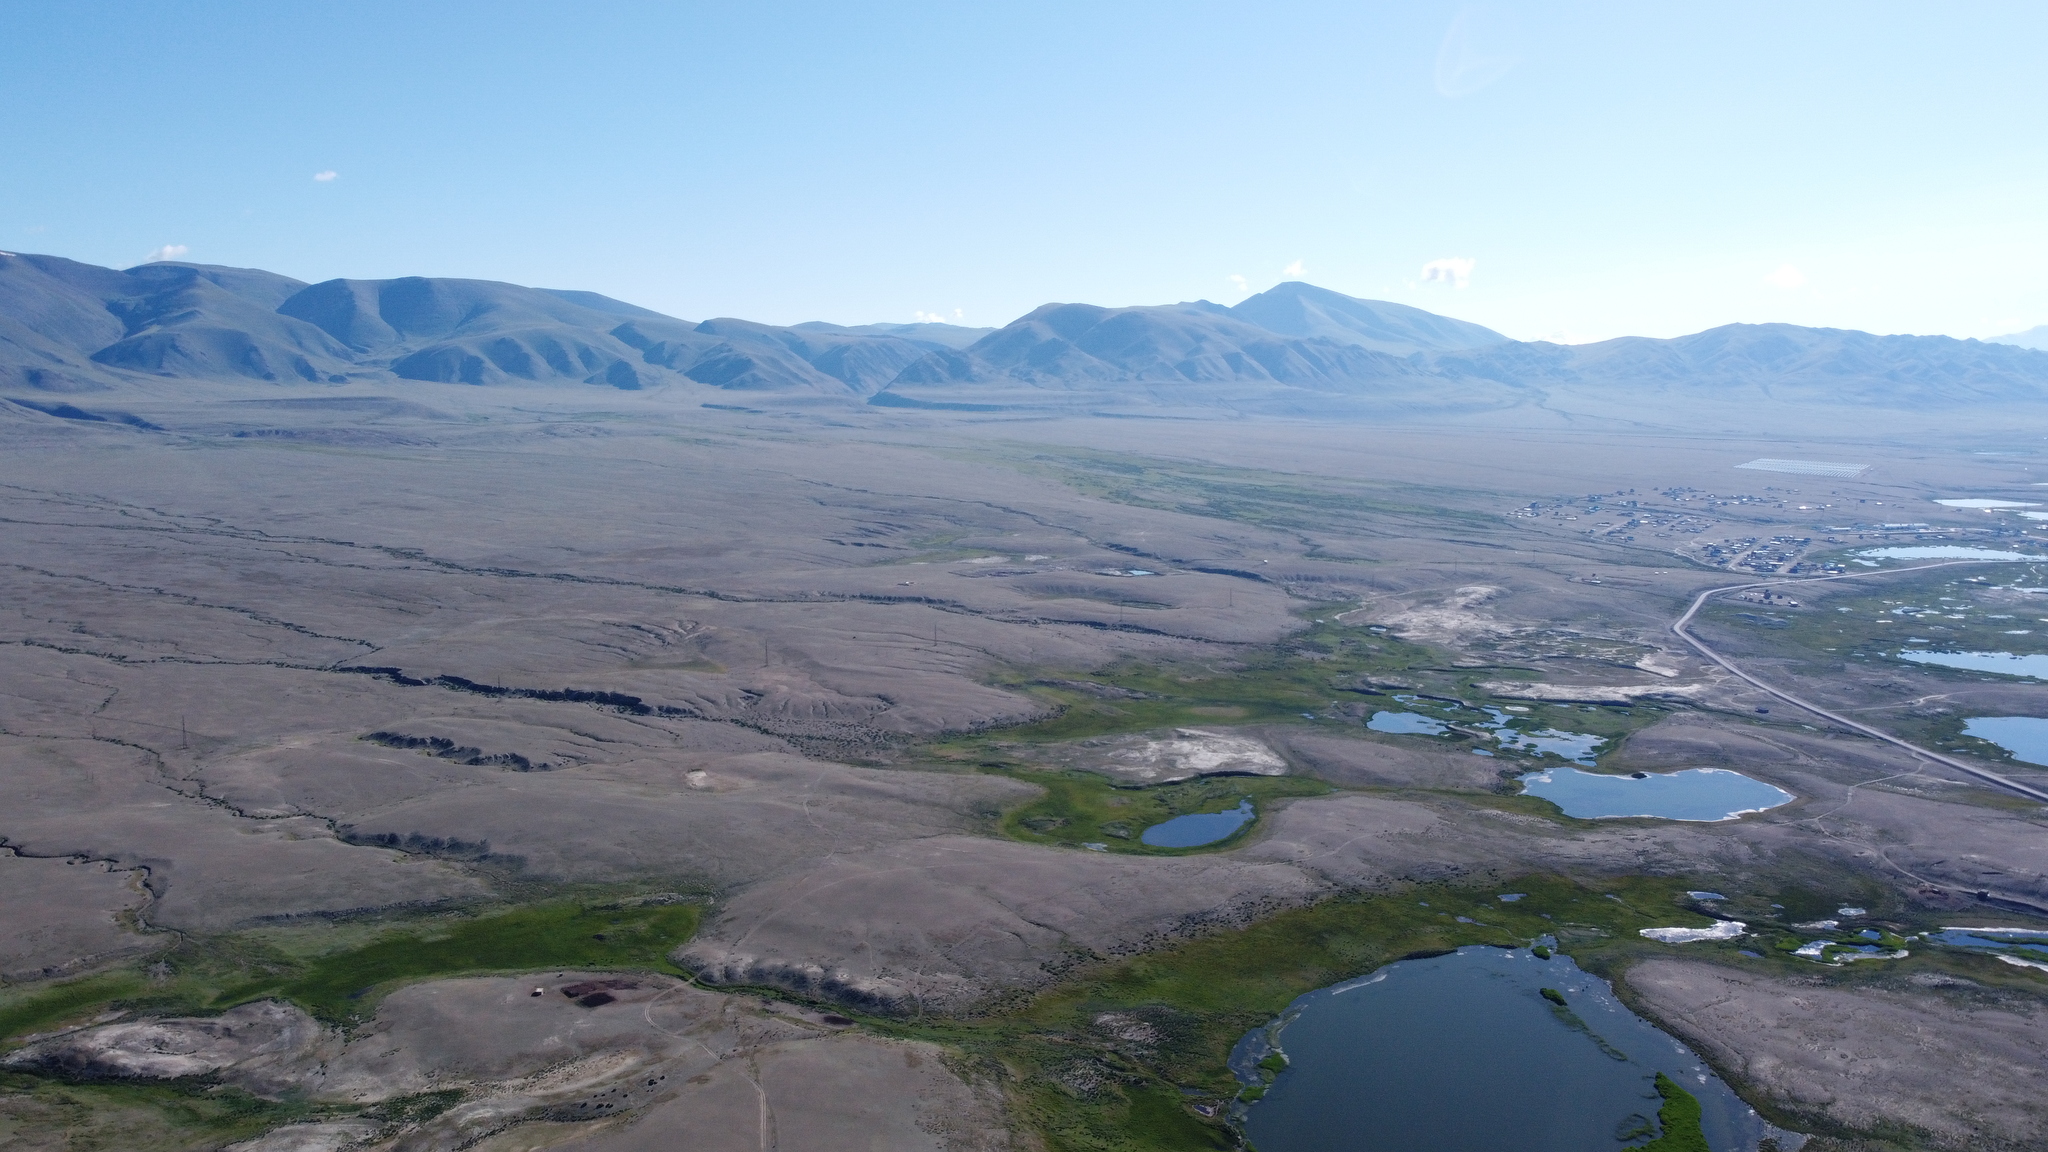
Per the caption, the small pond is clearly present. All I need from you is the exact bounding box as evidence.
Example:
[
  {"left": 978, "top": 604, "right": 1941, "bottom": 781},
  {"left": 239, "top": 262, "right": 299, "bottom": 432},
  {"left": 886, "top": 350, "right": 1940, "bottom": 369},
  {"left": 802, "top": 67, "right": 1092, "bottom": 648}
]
[
  {"left": 1493, "top": 722, "right": 1605, "bottom": 765},
  {"left": 1367, "top": 707, "right": 1606, "bottom": 765},
  {"left": 1141, "top": 798, "right": 1254, "bottom": 847},
  {"left": 1962, "top": 716, "right": 2048, "bottom": 766},
  {"left": 1368, "top": 711, "right": 1448, "bottom": 735},
  {"left": 1897, "top": 650, "right": 2048, "bottom": 680},
  {"left": 1927, "top": 927, "right": 2048, "bottom": 960},
  {"left": 1855, "top": 546, "right": 2035, "bottom": 560},
  {"left": 1520, "top": 767, "right": 1792, "bottom": 821},
  {"left": 1232, "top": 946, "right": 1787, "bottom": 1152}
]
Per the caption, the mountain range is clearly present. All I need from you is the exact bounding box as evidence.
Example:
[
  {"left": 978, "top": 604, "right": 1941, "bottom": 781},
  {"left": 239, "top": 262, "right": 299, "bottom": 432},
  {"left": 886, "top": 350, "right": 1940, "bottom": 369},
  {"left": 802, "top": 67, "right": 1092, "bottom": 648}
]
[
  {"left": 5, "top": 250, "right": 2047, "bottom": 420},
  {"left": 1990, "top": 325, "right": 2048, "bottom": 352}
]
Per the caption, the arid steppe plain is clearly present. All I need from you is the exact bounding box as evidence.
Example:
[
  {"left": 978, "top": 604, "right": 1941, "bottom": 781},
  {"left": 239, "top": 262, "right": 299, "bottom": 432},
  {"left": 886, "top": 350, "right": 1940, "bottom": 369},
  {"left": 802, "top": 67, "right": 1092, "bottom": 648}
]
[{"left": 4, "top": 384, "right": 2047, "bottom": 1151}]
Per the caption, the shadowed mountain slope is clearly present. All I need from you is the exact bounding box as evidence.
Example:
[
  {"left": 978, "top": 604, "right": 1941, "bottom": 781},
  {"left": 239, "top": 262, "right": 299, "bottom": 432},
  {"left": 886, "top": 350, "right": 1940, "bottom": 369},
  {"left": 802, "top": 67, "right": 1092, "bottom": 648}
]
[
  {"left": 0, "top": 254, "right": 984, "bottom": 396},
  {"left": 4, "top": 253, "right": 2046, "bottom": 419},
  {"left": 0, "top": 253, "right": 351, "bottom": 390}
]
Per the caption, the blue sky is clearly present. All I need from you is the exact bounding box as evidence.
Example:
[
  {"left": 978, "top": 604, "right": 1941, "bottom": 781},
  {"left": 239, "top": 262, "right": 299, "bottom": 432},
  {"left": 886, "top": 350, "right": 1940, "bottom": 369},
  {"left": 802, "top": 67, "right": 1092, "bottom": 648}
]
[{"left": 5, "top": 2, "right": 2043, "bottom": 341}]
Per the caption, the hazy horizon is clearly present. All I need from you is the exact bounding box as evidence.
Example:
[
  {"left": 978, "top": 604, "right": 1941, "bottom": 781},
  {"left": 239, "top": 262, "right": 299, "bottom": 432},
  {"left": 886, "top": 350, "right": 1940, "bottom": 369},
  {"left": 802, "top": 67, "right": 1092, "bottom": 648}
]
[{"left": 5, "top": 2, "right": 2044, "bottom": 343}]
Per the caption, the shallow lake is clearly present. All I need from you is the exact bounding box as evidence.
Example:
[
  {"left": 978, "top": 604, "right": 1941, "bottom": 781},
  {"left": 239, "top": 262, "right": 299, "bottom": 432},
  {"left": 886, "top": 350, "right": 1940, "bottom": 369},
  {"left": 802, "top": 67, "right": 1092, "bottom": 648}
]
[
  {"left": 1520, "top": 767, "right": 1792, "bottom": 821},
  {"left": 1856, "top": 546, "right": 2035, "bottom": 560},
  {"left": 1927, "top": 927, "right": 2048, "bottom": 959},
  {"left": 1367, "top": 710, "right": 1448, "bottom": 735},
  {"left": 1233, "top": 946, "right": 1782, "bottom": 1152},
  {"left": 1962, "top": 716, "right": 2048, "bottom": 766},
  {"left": 1368, "top": 707, "right": 1606, "bottom": 765},
  {"left": 1493, "top": 724, "right": 1605, "bottom": 765},
  {"left": 1897, "top": 650, "right": 2048, "bottom": 680},
  {"left": 1141, "top": 798, "right": 1254, "bottom": 847}
]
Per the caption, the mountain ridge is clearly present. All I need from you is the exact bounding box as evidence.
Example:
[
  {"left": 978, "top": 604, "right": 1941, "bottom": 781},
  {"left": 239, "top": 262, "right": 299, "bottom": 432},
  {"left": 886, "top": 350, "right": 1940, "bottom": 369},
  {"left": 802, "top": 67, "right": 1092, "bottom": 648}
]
[{"left": 4, "top": 251, "right": 2046, "bottom": 418}]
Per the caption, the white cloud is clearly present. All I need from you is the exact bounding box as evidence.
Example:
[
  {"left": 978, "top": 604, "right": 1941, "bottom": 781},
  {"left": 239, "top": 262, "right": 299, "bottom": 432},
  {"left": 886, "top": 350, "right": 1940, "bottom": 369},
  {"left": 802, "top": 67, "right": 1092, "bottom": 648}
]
[
  {"left": 1228, "top": 274, "right": 1250, "bottom": 295},
  {"left": 1420, "top": 257, "right": 1475, "bottom": 288},
  {"left": 1281, "top": 259, "right": 1306, "bottom": 280},
  {"left": 145, "top": 244, "right": 189, "bottom": 263},
  {"left": 1765, "top": 263, "right": 1806, "bottom": 290},
  {"left": 914, "top": 309, "right": 962, "bottom": 324},
  {"left": 313, "top": 170, "right": 338, "bottom": 182}
]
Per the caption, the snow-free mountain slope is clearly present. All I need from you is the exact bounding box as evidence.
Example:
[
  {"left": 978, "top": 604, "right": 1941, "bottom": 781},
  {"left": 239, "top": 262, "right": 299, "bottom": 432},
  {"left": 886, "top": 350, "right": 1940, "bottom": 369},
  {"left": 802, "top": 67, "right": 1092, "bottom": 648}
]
[
  {"left": 1228, "top": 281, "right": 1509, "bottom": 354},
  {"left": 792, "top": 321, "right": 994, "bottom": 351},
  {"left": 891, "top": 301, "right": 1429, "bottom": 388},
  {"left": 1988, "top": 324, "right": 2048, "bottom": 351},
  {"left": 5, "top": 253, "right": 2047, "bottom": 418}
]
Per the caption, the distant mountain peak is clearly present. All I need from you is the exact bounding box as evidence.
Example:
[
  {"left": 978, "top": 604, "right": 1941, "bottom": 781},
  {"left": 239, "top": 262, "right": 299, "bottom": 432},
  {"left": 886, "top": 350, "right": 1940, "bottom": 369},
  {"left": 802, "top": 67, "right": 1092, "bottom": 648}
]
[
  {"left": 1228, "top": 281, "right": 1508, "bottom": 355},
  {"left": 1989, "top": 324, "right": 2048, "bottom": 352}
]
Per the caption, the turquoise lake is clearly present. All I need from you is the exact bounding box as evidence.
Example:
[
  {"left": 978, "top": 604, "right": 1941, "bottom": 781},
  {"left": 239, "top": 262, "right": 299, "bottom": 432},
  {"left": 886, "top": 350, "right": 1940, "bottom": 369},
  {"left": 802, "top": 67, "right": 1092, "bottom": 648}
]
[
  {"left": 1520, "top": 767, "right": 1793, "bottom": 821},
  {"left": 1963, "top": 716, "right": 2048, "bottom": 766}
]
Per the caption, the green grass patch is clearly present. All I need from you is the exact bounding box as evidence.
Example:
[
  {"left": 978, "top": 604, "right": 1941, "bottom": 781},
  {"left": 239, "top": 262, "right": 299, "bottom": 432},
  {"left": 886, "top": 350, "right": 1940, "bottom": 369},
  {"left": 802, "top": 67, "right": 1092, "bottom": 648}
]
[
  {"left": 1, "top": 897, "right": 702, "bottom": 1043},
  {"left": 227, "top": 899, "right": 700, "bottom": 1023},
  {"left": 0, "top": 1071, "right": 318, "bottom": 1152},
  {"left": 958, "top": 624, "right": 1446, "bottom": 743},
  {"left": 0, "top": 969, "right": 147, "bottom": 1047},
  {"left": 1638, "top": 1072, "right": 1710, "bottom": 1152},
  {"left": 996, "top": 770, "right": 1330, "bottom": 854}
]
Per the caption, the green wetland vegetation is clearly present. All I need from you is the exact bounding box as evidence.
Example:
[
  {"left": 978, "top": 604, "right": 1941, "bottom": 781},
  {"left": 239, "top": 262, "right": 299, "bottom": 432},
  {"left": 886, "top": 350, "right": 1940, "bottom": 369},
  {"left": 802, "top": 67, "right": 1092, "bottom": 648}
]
[
  {"left": 1698, "top": 565, "right": 2048, "bottom": 770},
  {"left": 935, "top": 610, "right": 1672, "bottom": 770},
  {"left": 994, "top": 769, "right": 1330, "bottom": 854},
  {"left": 929, "top": 608, "right": 1685, "bottom": 860},
  {"left": 0, "top": 896, "right": 700, "bottom": 1043},
  {"left": 1701, "top": 566, "right": 2048, "bottom": 672}
]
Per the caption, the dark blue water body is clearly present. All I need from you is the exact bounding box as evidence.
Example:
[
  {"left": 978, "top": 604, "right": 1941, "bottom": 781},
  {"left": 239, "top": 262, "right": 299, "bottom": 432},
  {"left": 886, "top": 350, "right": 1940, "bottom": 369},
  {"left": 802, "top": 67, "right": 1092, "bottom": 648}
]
[
  {"left": 1141, "top": 798, "right": 1254, "bottom": 847},
  {"left": 1232, "top": 946, "right": 1788, "bottom": 1152}
]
